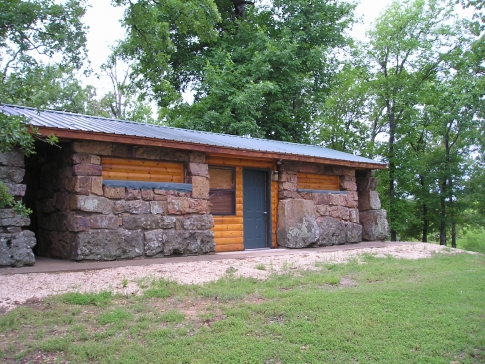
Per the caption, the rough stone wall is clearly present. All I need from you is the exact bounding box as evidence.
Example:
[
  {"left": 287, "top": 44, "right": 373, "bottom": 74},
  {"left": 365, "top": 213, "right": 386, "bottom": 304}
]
[
  {"left": 277, "top": 161, "right": 363, "bottom": 248},
  {"left": 36, "top": 141, "right": 215, "bottom": 261},
  {"left": 356, "top": 171, "right": 389, "bottom": 241},
  {"left": 0, "top": 149, "right": 36, "bottom": 267}
]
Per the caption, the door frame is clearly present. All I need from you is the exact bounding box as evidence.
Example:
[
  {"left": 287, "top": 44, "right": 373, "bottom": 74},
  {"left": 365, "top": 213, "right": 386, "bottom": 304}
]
[{"left": 242, "top": 168, "right": 272, "bottom": 249}]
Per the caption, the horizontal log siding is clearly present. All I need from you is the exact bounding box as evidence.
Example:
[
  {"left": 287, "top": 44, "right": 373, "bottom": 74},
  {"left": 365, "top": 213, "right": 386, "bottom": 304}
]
[
  {"left": 271, "top": 179, "right": 278, "bottom": 248},
  {"left": 297, "top": 173, "right": 340, "bottom": 190},
  {"left": 102, "top": 158, "right": 184, "bottom": 183},
  {"left": 207, "top": 154, "right": 277, "bottom": 252}
]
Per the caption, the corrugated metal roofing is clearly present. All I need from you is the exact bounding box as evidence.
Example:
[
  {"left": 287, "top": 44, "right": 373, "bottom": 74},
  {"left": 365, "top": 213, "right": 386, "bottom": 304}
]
[{"left": 0, "top": 104, "right": 385, "bottom": 167}]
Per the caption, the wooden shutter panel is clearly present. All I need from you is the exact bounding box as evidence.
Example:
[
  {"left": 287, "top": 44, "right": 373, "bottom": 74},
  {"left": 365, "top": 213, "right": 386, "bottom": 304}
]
[
  {"left": 101, "top": 158, "right": 184, "bottom": 183},
  {"left": 297, "top": 173, "right": 340, "bottom": 190}
]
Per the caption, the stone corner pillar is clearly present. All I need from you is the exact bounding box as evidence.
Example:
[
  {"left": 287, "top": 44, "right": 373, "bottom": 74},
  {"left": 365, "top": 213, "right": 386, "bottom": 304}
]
[
  {"left": 277, "top": 199, "right": 319, "bottom": 248},
  {"left": 356, "top": 170, "right": 389, "bottom": 241},
  {"left": 360, "top": 209, "right": 389, "bottom": 241},
  {"left": 0, "top": 149, "right": 37, "bottom": 267}
]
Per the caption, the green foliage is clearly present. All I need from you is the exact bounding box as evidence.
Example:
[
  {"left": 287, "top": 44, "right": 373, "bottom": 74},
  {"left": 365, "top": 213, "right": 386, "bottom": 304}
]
[
  {"left": 318, "top": 0, "right": 484, "bottom": 242},
  {"left": 0, "top": 0, "right": 89, "bottom": 213},
  {"left": 0, "top": 181, "right": 32, "bottom": 217},
  {"left": 457, "top": 228, "right": 485, "bottom": 253},
  {"left": 116, "top": 0, "right": 355, "bottom": 142}
]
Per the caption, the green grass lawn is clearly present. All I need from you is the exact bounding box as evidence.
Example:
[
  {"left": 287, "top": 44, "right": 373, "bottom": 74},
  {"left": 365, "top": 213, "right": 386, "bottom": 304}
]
[{"left": 1, "top": 252, "right": 484, "bottom": 363}]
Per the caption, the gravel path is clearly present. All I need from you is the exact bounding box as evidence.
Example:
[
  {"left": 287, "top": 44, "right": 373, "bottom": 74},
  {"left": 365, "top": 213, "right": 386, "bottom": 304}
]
[{"left": 0, "top": 243, "right": 466, "bottom": 312}]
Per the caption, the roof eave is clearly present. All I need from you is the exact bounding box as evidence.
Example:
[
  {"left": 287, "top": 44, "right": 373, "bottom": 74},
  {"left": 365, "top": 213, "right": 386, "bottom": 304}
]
[{"left": 34, "top": 127, "right": 388, "bottom": 170}]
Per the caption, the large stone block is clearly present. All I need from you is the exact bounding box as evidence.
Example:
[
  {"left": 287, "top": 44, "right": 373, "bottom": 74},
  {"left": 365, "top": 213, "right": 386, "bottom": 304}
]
[
  {"left": 162, "top": 230, "right": 215, "bottom": 256},
  {"left": 316, "top": 216, "right": 346, "bottom": 246},
  {"left": 91, "top": 177, "right": 103, "bottom": 196},
  {"left": 277, "top": 199, "right": 320, "bottom": 248},
  {"left": 66, "top": 176, "right": 91, "bottom": 195},
  {"left": 360, "top": 209, "right": 389, "bottom": 241},
  {"left": 182, "top": 214, "right": 214, "bottom": 230},
  {"left": 90, "top": 155, "right": 101, "bottom": 165},
  {"left": 103, "top": 185, "right": 125, "bottom": 199},
  {"left": 88, "top": 215, "right": 120, "bottom": 229},
  {"left": 150, "top": 201, "right": 167, "bottom": 214},
  {"left": 71, "top": 229, "right": 143, "bottom": 261},
  {"left": 358, "top": 190, "right": 381, "bottom": 211},
  {"left": 65, "top": 214, "right": 89, "bottom": 232},
  {"left": 0, "top": 236, "right": 14, "bottom": 267},
  {"left": 349, "top": 208, "right": 359, "bottom": 223},
  {"left": 0, "top": 166, "right": 25, "bottom": 183},
  {"left": 280, "top": 182, "right": 297, "bottom": 192},
  {"left": 278, "top": 190, "right": 300, "bottom": 200},
  {"left": 191, "top": 176, "right": 209, "bottom": 199},
  {"left": 113, "top": 200, "right": 150, "bottom": 214},
  {"left": 0, "top": 209, "right": 15, "bottom": 219},
  {"left": 0, "top": 215, "right": 30, "bottom": 227},
  {"left": 167, "top": 197, "right": 209, "bottom": 214},
  {"left": 188, "top": 163, "right": 209, "bottom": 177},
  {"left": 4, "top": 183, "right": 26, "bottom": 197},
  {"left": 126, "top": 188, "right": 141, "bottom": 200},
  {"left": 346, "top": 222, "right": 362, "bottom": 243},
  {"left": 123, "top": 215, "right": 176, "bottom": 230},
  {"left": 144, "top": 229, "right": 165, "bottom": 256},
  {"left": 71, "top": 195, "right": 112, "bottom": 214},
  {"left": 312, "top": 193, "right": 331, "bottom": 206},
  {"left": 141, "top": 189, "right": 154, "bottom": 201},
  {"left": 73, "top": 164, "right": 102, "bottom": 176},
  {"left": 340, "top": 180, "right": 357, "bottom": 191},
  {"left": 0, "top": 230, "right": 36, "bottom": 267},
  {"left": 0, "top": 149, "right": 24, "bottom": 167},
  {"left": 71, "top": 153, "right": 91, "bottom": 165},
  {"left": 316, "top": 205, "right": 350, "bottom": 220},
  {"left": 329, "top": 194, "right": 347, "bottom": 207}
]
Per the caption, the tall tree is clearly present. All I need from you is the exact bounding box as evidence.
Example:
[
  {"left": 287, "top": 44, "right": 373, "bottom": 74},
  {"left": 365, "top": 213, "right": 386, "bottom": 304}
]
[
  {"left": 0, "top": 0, "right": 89, "bottom": 213},
  {"left": 115, "top": 0, "right": 355, "bottom": 142},
  {"left": 317, "top": 0, "right": 483, "bottom": 243},
  {"left": 0, "top": 0, "right": 89, "bottom": 153}
]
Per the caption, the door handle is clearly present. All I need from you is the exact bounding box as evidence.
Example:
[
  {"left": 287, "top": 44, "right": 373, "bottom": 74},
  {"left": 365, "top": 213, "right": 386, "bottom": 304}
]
[{"left": 263, "top": 212, "right": 268, "bottom": 215}]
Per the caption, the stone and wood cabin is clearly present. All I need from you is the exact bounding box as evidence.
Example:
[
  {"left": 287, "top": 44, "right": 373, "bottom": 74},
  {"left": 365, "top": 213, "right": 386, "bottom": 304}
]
[{"left": 0, "top": 105, "right": 388, "bottom": 267}]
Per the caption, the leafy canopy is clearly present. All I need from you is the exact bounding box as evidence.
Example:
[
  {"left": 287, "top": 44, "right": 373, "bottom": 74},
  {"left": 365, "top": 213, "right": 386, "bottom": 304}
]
[{"left": 115, "top": 0, "right": 355, "bottom": 142}]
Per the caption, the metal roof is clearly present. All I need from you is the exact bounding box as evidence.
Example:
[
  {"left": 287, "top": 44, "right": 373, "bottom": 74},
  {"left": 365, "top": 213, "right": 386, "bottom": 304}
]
[{"left": 0, "top": 104, "right": 385, "bottom": 167}]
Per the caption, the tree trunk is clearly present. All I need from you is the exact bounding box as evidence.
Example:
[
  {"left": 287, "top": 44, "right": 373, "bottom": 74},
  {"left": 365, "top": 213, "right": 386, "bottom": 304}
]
[
  {"left": 420, "top": 174, "right": 428, "bottom": 242},
  {"left": 451, "top": 220, "right": 457, "bottom": 248},
  {"left": 422, "top": 204, "right": 428, "bottom": 242},
  {"left": 439, "top": 179, "right": 447, "bottom": 246},
  {"left": 387, "top": 100, "right": 397, "bottom": 241},
  {"left": 449, "top": 177, "right": 456, "bottom": 248}
]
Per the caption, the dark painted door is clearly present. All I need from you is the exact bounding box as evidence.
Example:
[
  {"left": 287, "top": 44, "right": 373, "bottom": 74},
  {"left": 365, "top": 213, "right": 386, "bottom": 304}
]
[{"left": 243, "top": 169, "right": 268, "bottom": 249}]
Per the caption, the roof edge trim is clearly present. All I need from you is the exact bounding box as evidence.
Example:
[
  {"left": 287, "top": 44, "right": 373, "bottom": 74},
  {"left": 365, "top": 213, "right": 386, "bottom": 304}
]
[{"left": 35, "top": 127, "right": 387, "bottom": 170}]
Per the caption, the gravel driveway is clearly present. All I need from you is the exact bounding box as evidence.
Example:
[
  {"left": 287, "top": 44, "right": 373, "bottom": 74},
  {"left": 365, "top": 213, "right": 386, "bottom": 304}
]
[{"left": 0, "top": 243, "right": 465, "bottom": 312}]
